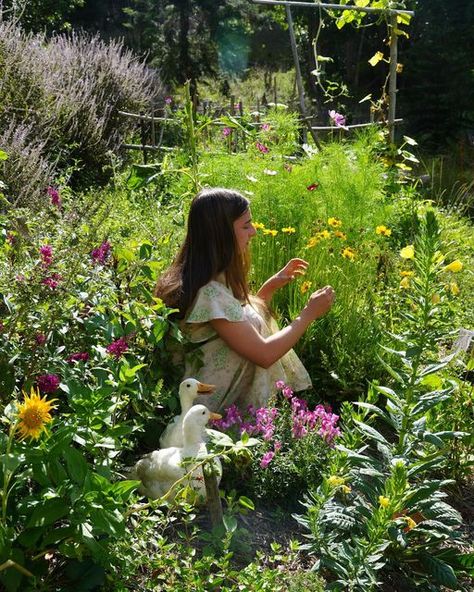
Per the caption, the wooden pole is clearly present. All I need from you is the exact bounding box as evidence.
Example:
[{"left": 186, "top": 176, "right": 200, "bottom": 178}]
[
  {"left": 388, "top": 14, "right": 398, "bottom": 144},
  {"left": 252, "top": 0, "right": 414, "bottom": 17},
  {"left": 203, "top": 465, "right": 223, "bottom": 528},
  {"left": 286, "top": 5, "right": 320, "bottom": 147}
]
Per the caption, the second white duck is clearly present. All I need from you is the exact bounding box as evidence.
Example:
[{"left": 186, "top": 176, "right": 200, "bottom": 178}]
[{"left": 159, "top": 378, "right": 215, "bottom": 448}]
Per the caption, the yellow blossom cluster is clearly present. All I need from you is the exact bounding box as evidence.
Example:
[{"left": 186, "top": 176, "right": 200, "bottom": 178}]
[
  {"left": 300, "top": 280, "right": 312, "bottom": 294},
  {"left": 16, "top": 387, "right": 57, "bottom": 441},
  {"left": 376, "top": 225, "right": 392, "bottom": 237}
]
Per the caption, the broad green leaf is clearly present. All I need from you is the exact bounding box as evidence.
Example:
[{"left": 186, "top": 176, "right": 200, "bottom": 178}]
[
  {"left": 223, "top": 514, "right": 237, "bottom": 533},
  {"left": 27, "top": 498, "right": 69, "bottom": 528},
  {"left": 0, "top": 150, "right": 8, "bottom": 160},
  {"left": 238, "top": 496, "right": 255, "bottom": 511},
  {"left": 419, "top": 552, "right": 457, "bottom": 587},
  {"left": 354, "top": 420, "right": 389, "bottom": 445},
  {"left": 368, "top": 51, "right": 384, "bottom": 67},
  {"left": 64, "top": 447, "right": 89, "bottom": 485}
]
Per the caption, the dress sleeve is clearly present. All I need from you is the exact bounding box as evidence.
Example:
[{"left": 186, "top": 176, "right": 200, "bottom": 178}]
[{"left": 186, "top": 281, "right": 245, "bottom": 324}]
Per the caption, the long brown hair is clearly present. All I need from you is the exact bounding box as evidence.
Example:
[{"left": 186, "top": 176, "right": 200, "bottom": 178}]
[{"left": 155, "top": 188, "right": 251, "bottom": 318}]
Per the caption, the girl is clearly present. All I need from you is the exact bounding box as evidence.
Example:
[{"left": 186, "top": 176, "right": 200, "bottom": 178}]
[{"left": 155, "top": 187, "right": 335, "bottom": 412}]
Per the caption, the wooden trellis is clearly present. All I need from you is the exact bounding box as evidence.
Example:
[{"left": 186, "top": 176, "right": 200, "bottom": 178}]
[{"left": 252, "top": 0, "right": 415, "bottom": 143}]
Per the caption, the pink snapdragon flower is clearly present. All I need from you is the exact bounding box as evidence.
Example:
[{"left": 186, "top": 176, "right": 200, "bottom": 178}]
[
  {"left": 261, "top": 123, "right": 271, "bottom": 132},
  {"left": 222, "top": 127, "right": 232, "bottom": 138},
  {"left": 37, "top": 373, "right": 60, "bottom": 393},
  {"left": 329, "top": 110, "right": 347, "bottom": 128},
  {"left": 41, "top": 273, "right": 62, "bottom": 290},
  {"left": 256, "top": 141, "right": 269, "bottom": 154},
  {"left": 260, "top": 451, "right": 274, "bottom": 469}
]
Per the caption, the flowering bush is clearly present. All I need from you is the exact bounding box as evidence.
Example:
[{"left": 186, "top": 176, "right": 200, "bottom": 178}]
[{"left": 212, "top": 382, "right": 341, "bottom": 504}]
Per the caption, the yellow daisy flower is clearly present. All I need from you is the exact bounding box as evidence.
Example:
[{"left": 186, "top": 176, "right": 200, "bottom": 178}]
[
  {"left": 306, "top": 237, "right": 320, "bottom": 249},
  {"left": 252, "top": 222, "right": 265, "bottom": 230},
  {"left": 400, "top": 245, "right": 415, "bottom": 259},
  {"left": 378, "top": 495, "right": 390, "bottom": 508},
  {"left": 448, "top": 281, "right": 460, "bottom": 296},
  {"left": 443, "top": 260, "right": 463, "bottom": 273},
  {"left": 281, "top": 227, "right": 296, "bottom": 234},
  {"left": 376, "top": 225, "right": 392, "bottom": 237},
  {"left": 328, "top": 217, "right": 342, "bottom": 228},
  {"left": 400, "top": 276, "right": 410, "bottom": 289},
  {"left": 16, "top": 387, "right": 57, "bottom": 441},
  {"left": 262, "top": 228, "right": 278, "bottom": 237},
  {"left": 341, "top": 485, "right": 352, "bottom": 494},
  {"left": 342, "top": 247, "right": 356, "bottom": 260},
  {"left": 327, "top": 476, "right": 345, "bottom": 487},
  {"left": 400, "top": 270, "right": 414, "bottom": 277},
  {"left": 333, "top": 231, "right": 347, "bottom": 240},
  {"left": 318, "top": 230, "right": 331, "bottom": 240},
  {"left": 300, "top": 280, "right": 312, "bottom": 294}
]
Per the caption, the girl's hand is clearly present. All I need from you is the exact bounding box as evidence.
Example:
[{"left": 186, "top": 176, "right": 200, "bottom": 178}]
[
  {"left": 257, "top": 258, "right": 309, "bottom": 302},
  {"left": 302, "top": 285, "right": 335, "bottom": 322},
  {"left": 272, "top": 258, "right": 309, "bottom": 289}
]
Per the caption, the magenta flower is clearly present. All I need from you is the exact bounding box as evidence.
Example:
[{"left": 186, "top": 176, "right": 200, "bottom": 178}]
[
  {"left": 164, "top": 96, "right": 172, "bottom": 105},
  {"left": 329, "top": 110, "right": 347, "bottom": 128},
  {"left": 41, "top": 273, "right": 62, "bottom": 290},
  {"left": 91, "top": 241, "right": 111, "bottom": 265},
  {"left": 6, "top": 233, "right": 16, "bottom": 245},
  {"left": 307, "top": 183, "right": 319, "bottom": 191},
  {"left": 47, "top": 186, "right": 61, "bottom": 208},
  {"left": 282, "top": 386, "right": 293, "bottom": 399},
  {"left": 275, "top": 380, "right": 285, "bottom": 390},
  {"left": 40, "top": 245, "right": 53, "bottom": 266},
  {"left": 222, "top": 127, "right": 232, "bottom": 138},
  {"left": 35, "top": 333, "right": 46, "bottom": 346},
  {"left": 37, "top": 373, "right": 60, "bottom": 394},
  {"left": 261, "top": 123, "right": 271, "bottom": 132},
  {"left": 106, "top": 337, "right": 128, "bottom": 359},
  {"left": 274, "top": 441, "right": 282, "bottom": 453},
  {"left": 256, "top": 141, "right": 269, "bottom": 154},
  {"left": 67, "top": 352, "right": 89, "bottom": 363},
  {"left": 260, "top": 451, "right": 275, "bottom": 469}
]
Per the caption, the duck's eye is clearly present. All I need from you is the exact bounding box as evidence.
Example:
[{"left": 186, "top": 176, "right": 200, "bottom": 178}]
[
  {"left": 202, "top": 411, "right": 206, "bottom": 415},
  {"left": 186, "top": 384, "right": 190, "bottom": 388}
]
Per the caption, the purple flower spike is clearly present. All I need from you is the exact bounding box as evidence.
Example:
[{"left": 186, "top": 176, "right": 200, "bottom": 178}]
[
  {"left": 106, "top": 337, "right": 128, "bottom": 359},
  {"left": 67, "top": 352, "right": 89, "bottom": 363},
  {"left": 40, "top": 245, "right": 53, "bottom": 266},
  {"left": 91, "top": 241, "right": 111, "bottom": 265},
  {"left": 222, "top": 127, "right": 232, "bottom": 138},
  {"left": 47, "top": 186, "right": 61, "bottom": 208},
  {"left": 256, "top": 141, "right": 269, "bottom": 154},
  {"left": 260, "top": 451, "right": 274, "bottom": 469},
  {"left": 329, "top": 110, "right": 347, "bottom": 128},
  {"left": 37, "top": 373, "right": 60, "bottom": 394}
]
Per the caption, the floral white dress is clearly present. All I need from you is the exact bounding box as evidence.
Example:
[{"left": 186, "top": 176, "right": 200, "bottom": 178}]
[{"left": 181, "top": 277, "right": 312, "bottom": 412}]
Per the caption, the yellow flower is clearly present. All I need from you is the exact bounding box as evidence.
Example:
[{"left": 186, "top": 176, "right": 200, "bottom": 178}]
[
  {"left": 376, "top": 225, "right": 392, "bottom": 237},
  {"left": 400, "top": 270, "right": 414, "bottom": 277},
  {"left": 327, "top": 475, "right": 345, "bottom": 488},
  {"left": 443, "top": 260, "right": 463, "bottom": 273},
  {"left": 449, "top": 281, "right": 460, "bottom": 296},
  {"left": 252, "top": 222, "right": 265, "bottom": 230},
  {"left": 306, "top": 237, "right": 320, "bottom": 249},
  {"left": 16, "top": 387, "right": 57, "bottom": 441},
  {"left": 400, "top": 245, "right": 415, "bottom": 259},
  {"left": 318, "top": 230, "right": 331, "bottom": 240},
  {"left": 400, "top": 276, "right": 410, "bottom": 289},
  {"left": 282, "top": 227, "right": 296, "bottom": 234},
  {"left": 333, "top": 231, "right": 347, "bottom": 240},
  {"left": 328, "top": 217, "right": 342, "bottom": 228},
  {"left": 403, "top": 516, "right": 417, "bottom": 531},
  {"left": 379, "top": 495, "right": 390, "bottom": 508},
  {"left": 262, "top": 228, "right": 278, "bottom": 237},
  {"left": 342, "top": 247, "right": 356, "bottom": 261},
  {"left": 431, "top": 293, "right": 441, "bottom": 304},
  {"left": 300, "top": 280, "right": 312, "bottom": 294},
  {"left": 341, "top": 485, "right": 352, "bottom": 494}
]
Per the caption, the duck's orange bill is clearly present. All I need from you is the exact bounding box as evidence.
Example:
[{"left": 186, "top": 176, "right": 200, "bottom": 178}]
[
  {"left": 197, "top": 382, "right": 215, "bottom": 394},
  {"left": 209, "top": 412, "right": 222, "bottom": 421}
]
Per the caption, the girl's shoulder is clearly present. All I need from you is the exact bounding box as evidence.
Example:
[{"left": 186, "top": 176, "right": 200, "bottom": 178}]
[{"left": 186, "top": 279, "right": 244, "bottom": 324}]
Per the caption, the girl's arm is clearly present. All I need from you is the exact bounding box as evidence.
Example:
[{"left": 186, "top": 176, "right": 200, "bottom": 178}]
[
  {"left": 210, "top": 285, "right": 334, "bottom": 369},
  {"left": 257, "top": 258, "right": 309, "bottom": 304}
]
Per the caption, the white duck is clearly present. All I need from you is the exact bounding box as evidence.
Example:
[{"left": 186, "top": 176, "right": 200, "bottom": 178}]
[
  {"left": 132, "top": 405, "right": 222, "bottom": 502},
  {"left": 159, "top": 378, "right": 215, "bottom": 448}
]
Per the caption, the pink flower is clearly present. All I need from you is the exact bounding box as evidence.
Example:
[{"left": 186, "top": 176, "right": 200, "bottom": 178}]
[
  {"left": 165, "top": 96, "right": 172, "bottom": 105},
  {"left": 329, "top": 110, "right": 347, "bottom": 128},
  {"left": 256, "top": 141, "right": 269, "bottom": 154},
  {"left": 91, "top": 241, "right": 111, "bottom": 265},
  {"left": 6, "top": 232, "right": 16, "bottom": 245},
  {"left": 282, "top": 386, "right": 293, "bottom": 399},
  {"left": 274, "top": 441, "right": 282, "bottom": 452},
  {"left": 106, "top": 337, "right": 128, "bottom": 359},
  {"left": 35, "top": 333, "right": 46, "bottom": 346},
  {"left": 41, "top": 273, "right": 62, "bottom": 290},
  {"left": 67, "top": 352, "right": 89, "bottom": 363},
  {"left": 261, "top": 123, "right": 271, "bottom": 132},
  {"left": 307, "top": 183, "right": 319, "bottom": 191},
  {"left": 275, "top": 380, "right": 285, "bottom": 390},
  {"left": 37, "top": 373, "right": 60, "bottom": 394},
  {"left": 222, "top": 127, "right": 232, "bottom": 138},
  {"left": 40, "top": 245, "right": 53, "bottom": 266},
  {"left": 260, "top": 451, "right": 274, "bottom": 469},
  {"left": 47, "top": 186, "right": 61, "bottom": 207}
]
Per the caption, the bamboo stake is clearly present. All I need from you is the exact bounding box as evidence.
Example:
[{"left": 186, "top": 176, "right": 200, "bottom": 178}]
[
  {"left": 252, "top": 0, "right": 414, "bottom": 17},
  {"left": 388, "top": 14, "right": 399, "bottom": 144},
  {"left": 286, "top": 4, "right": 320, "bottom": 147}
]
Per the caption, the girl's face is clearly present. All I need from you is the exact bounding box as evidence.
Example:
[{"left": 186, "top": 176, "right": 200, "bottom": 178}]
[{"left": 233, "top": 208, "right": 256, "bottom": 252}]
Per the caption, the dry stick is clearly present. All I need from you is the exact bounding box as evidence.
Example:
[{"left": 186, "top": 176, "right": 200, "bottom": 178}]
[
  {"left": 388, "top": 14, "right": 399, "bottom": 144},
  {"left": 203, "top": 467, "right": 224, "bottom": 528},
  {"left": 0, "top": 559, "right": 34, "bottom": 578}
]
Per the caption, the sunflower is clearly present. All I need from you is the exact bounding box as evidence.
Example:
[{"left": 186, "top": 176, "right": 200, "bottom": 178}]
[
  {"left": 16, "top": 387, "right": 57, "bottom": 441},
  {"left": 342, "top": 246, "right": 356, "bottom": 261}
]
